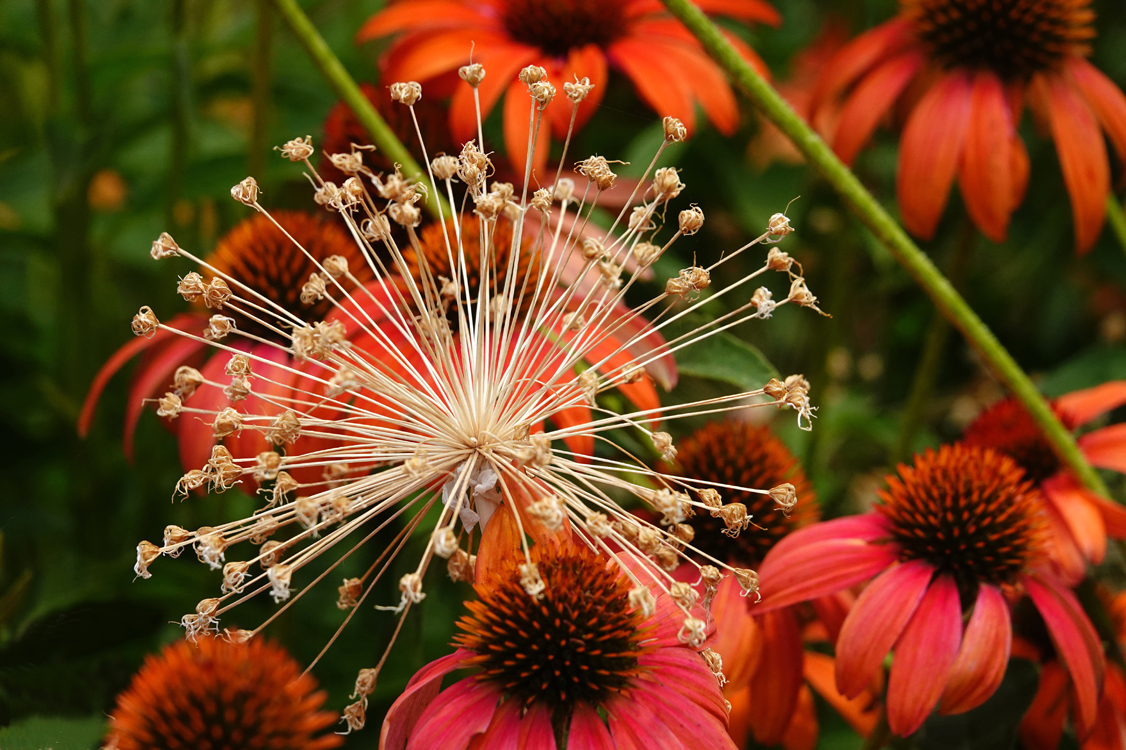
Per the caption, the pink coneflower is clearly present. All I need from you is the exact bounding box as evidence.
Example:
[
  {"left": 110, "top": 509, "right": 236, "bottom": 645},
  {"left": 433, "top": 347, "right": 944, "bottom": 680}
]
[
  {"left": 381, "top": 539, "right": 734, "bottom": 749},
  {"left": 964, "top": 380, "right": 1126, "bottom": 583},
  {"left": 756, "top": 443, "right": 1105, "bottom": 737}
]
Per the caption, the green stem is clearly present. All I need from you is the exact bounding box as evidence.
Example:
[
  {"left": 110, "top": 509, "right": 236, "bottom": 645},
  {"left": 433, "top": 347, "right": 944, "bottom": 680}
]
[
  {"left": 659, "top": 0, "right": 1110, "bottom": 498},
  {"left": 1106, "top": 193, "right": 1126, "bottom": 261},
  {"left": 268, "top": 0, "right": 447, "bottom": 219}
]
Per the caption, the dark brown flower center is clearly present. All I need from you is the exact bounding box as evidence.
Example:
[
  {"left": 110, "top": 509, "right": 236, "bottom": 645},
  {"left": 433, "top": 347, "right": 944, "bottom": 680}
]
[
  {"left": 206, "top": 211, "right": 372, "bottom": 340},
  {"left": 672, "top": 419, "right": 816, "bottom": 567},
  {"left": 454, "top": 543, "right": 648, "bottom": 721},
  {"left": 879, "top": 444, "right": 1043, "bottom": 587},
  {"left": 963, "top": 398, "right": 1062, "bottom": 483},
  {"left": 904, "top": 0, "right": 1095, "bottom": 79},
  {"left": 500, "top": 0, "right": 629, "bottom": 57}
]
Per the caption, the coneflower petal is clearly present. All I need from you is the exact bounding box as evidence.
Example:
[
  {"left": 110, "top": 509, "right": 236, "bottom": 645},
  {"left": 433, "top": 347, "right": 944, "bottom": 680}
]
[
  {"left": 1018, "top": 661, "right": 1070, "bottom": 750},
  {"left": 449, "top": 46, "right": 539, "bottom": 145},
  {"left": 1043, "top": 474, "right": 1108, "bottom": 565},
  {"left": 1067, "top": 57, "right": 1126, "bottom": 164},
  {"left": 177, "top": 352, "right": 232, "bottom": 474},
  {"left": 514, "top": 702, "right": 556, "bottom": 749},
  {"left": 959, "top": 70, "right": 1017, "bottom": 243},
  {"left": 803, "top": 651, "right": 880, "bottom": 736},
  {"left": 550, "top": 44, "right": 608, "bottom": 139},
  {"left": 569, "top": 704, "right": 616, "bottom": 750},
  {"left": 832, "top": 51, "right": 923, "bottom": 166},
  {"left": 835, "top": 559, "right": 934, "bottom": 700},
  {"left": 1080, "top": 424, "right": 1126, "bottom": 475},
  {"left": 810, "top": 18, "right": 914, "bottom": 112},
  {"left": 940, "top": 583, "right": 1012, "bottom": 715},
  {"left": 766, "top": 514, "right": 890, "bottom": 562},
  {"left": 122, "top": 327, "right": 208, "bottom": 460},
  {"left": 1025, "top": 572, "right": 1106, "bottom": 738},
  {"left": 407, "top": 677, "right": 503, "bottom": 750},
  {"left": 382, "top": 652, "right": 473, "bottom": 750},
  {"left": 1056, "top": 380, "right": 1126, "bottom": 428},
  {"left": 886, "top": 574, "right": 963, "bottom": 736},
  {"left": 607, "top": 38, "right": 697, "bottom": 133},
  {"left": 355, "top": 1, "right": 491, "bottom": 42},
  {"left": 638, "top": 647, "right": 730, "bottom": 722},
  {"left": 748, "top": 608, "right": 804, "bottom": 745},
  {"left": 757, "top": 539, "right": 899, "bottom": 612},
  {"left": 636, "top": 682, "right": 733, "bottom": 749}
]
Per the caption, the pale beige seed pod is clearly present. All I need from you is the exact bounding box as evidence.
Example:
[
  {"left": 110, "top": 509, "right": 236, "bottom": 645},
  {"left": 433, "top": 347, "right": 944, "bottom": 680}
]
[
  {"left": 230, "top": 176, "right": 260, "bottom": 206},
  {"left": 564, "top": 76, "right": 594, "bottom": 103},
  {"left": 151, "top": 232, "right": 180, "bottom": 259},
  {"left": 272, "top": 472, "right": 298, "bottom": 506},
  {"left": 576, "top": 156, "right": 616, "bottom": 191},
  {"left": 254, "top": 451, "right": 282, "bottom": 482},
  {"left": 399, "top": 572, "right": 426, "bottom": 604},
  {"left": 268, "top": 563, "right": 293, "bottom": 603},
  {"left": 389, "top": 81, "right": 422, "bottom": 105},
  {"left": 265, "top": 410, "right": 301, "bottom": 445},
  {"left": 174, "top": 470, "right": 207, "bottom": 498},
  {"left": 670, "top": 581, "right": 699, "bottom": 609},
  {"left": 750, "top": 286, "right": 776, "bottom": 318},
  {"left": 341, "top": 700, "right": 367, "bottom": 733},
  {"left": 204, "top": 314, "right": 236, "bottom": 341},
  {"left": 678, "top": 205, "right": 705, "bottom": 235},
  {"left": 518, "top": 65, "right": 546, "bottom": 84},
  {"left": 652, "top": 167, "right": 685, "bottom": 202},
  {"left": 389, "top": 200, "right": 421, "bottom": 227},
  {"left": 329, "top": 151, "right": 365, "bottom": 176},
  {"left": 433, "top": 527, "right": 459, "bottom": 559},
  {"left": 586, "top": 512, "right": 613, "bottom": 538},
  {"left": 259, "top": 540, "right": 284, "bottom": 569},
  {"left": 156, "top": 392, "right": 182, "bottom": 419},
  {"left": 519, "top": 563, "right": 546, "bottom": 600},
  {"left": 629, "top": 586, "right": 656, "bottom": 619},
  {"left": 163, "top": 525, "right": 191, "bottom": 555},
  {"left": 766, "top": 246, "right": 794, "bottom": 272},
  {"left": 530, "top": 187, "right": 552, "bottom": 213},
  {"left": 633, "top": 241, "right": 662, "bottom": 267},
  {"left": 338, "top": 578, "right": 363, "bottom": 610},
  {"left": 432, "top": 155, "right": 459, "bottom": 181},
  {"left": 553, "top": 177, "right": 575, "bottom": 202},
  {"left": 770, "top": 483, "right": 798, "bottom": 516},
  {"left": 529, "top": 80, "right": 556, "bottom": 107},
  {"left": 132, "top": 306, "right": 160, "bottom": 338},
  {"left": 447, "top": 549, "right": 475, "bottom": 582},
  {"left": 177, "top": 271, "right": 206, "bottom": 302},
  {"left": 212, "top": 407, "right": 243, "bottom": 438},
  {"left": 277, "top": 135, "right": 314, "bottom": 161},
  {"left": 663, "top": 116, "right": 688, "bottom": 142},
  {"left": 173, "top": 365, "right": 203, "bottom": 397},
  {"left": 353, "top": 668, "right": 379, "bottom": 700},
  {"left": 222, "top": 561, "right": 250, "bottom": 594},
  {"left": 719, "top": 502, "right": 750, "bottom": 537},
  {"left": 323, "top": 254, "right": 349, "bottom": 278},
  {"left": 203, "top": 278, "right": 232, "bottom": 309},
  {"left": 733, "top": 568, "right": 760, "bottom": 600},
  {"left": 678, "top": 616, "right": 707, "bottom": 648},
  {"left": 651, "top": 431, "right": 676, "bottom": 463},
  {"left": 581, "top": 237, "right": 606, "bottom": 262},
  {"left": 459, "top": 63, "right": 485, "bottom": 87},
  {"left": 301, "top": 273, "right": 328, "bottom": 305},
  {"left": 767, "top": 212, "right": 793, "bottom": 240},
  {"left": 135, "top": 541, "right": 160, "bottom": 579}
]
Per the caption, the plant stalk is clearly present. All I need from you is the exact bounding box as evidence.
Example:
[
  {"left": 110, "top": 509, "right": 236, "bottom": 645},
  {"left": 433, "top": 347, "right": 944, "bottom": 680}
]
[
  {"left": 659, "top": 0, "right": 1109, "bottom": 498},
  {"left": 268, "top": 0, "right": 447, "bottom": 219},
  {"left": 1106, "top": 193, "right": 1126, "bottom": 262}
]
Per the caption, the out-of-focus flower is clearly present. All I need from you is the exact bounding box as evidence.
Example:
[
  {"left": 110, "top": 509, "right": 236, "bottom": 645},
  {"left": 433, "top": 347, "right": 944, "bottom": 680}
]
[
  {"left": 964, "top": 381, "right": 1126, "bottom": 583},
  {"left": 79, "top": 211, "right": 372, "bottom": 486},
  {"left": 104, "top": 636, "right": 341, "bottom": 750},
  {"left": 357, "top": 0, "right": 780, "bottom": 174},
  {"left": 813, "top": 0, "right": 1126, "bottom": 252},
  {"left": 1022, "top": 588, "right": 1126, "bottom": 750},
  {"left": 380, "top": 539, "right": 734, "bottom": 749},
  {"left": 669, "top": 418, "right": 879, "bottom": 749},
  {"left": 120, "top": 70, "right": 824, "bottom": 728},
  {"left": 88, "top": 168, "right": 129, "bottom": 212},
  {"left": 757, "top": 443, "right": 1105, "bottom": 737}
]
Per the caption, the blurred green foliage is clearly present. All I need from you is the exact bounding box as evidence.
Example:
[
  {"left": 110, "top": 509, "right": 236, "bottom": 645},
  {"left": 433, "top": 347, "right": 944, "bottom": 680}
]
[{"left": 1, "top": 0, "right": 1125, "bottom": 748}]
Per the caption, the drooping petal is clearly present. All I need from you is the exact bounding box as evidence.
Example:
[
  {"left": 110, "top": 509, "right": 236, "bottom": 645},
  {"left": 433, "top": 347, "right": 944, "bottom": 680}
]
[
  {"left": 356, "top": 1, "right": 493, "bottom": 42},
  {"left": 959, "top": 70, "right": 1017, "bottom": 242},
  {"left": 1018, "top": 661, "right": 1070, "bottom": 750},
  {"left": 709, "top": 576, "right": 761, "bottom": 689},
  {"left": 1041, "top": 497, "right": 1089, "bottom": 586},
  {"left": 448, "top": 43, "right": 540, "bottom": 145},
  {"left": 636, "top": 685, "right": 735, "bottom": 750},
  {"left": 748, "top": 609, "right": 805, "bottom": 746},
  {"left": 547, "top": 404, "right": 596, "bottom": 459},
  {"left": 694, "top": 0, "right": 781, "bottom": 25},
  {"left": 1034, "top": 71, "right": 1110, "bottom": 254},
  {"left": 176, "top": 352, "right": 232, "bottom": 475},
  {"left": 1067, "top": 57, "right": 1126, "bottom": 166},
  {"left": 835, "top": 559, "right": 934, "bottom": 700},
  {"left": 607, "top": 37, "right": 696, "bottom": 133},
  {"left": 381, "top": 28, "right": 497, "bottom": 84},
  {"left": 1056, "top": 381, "right": 1126, "bottom": 428},
  {"left": 886, "top": 573, "right": 962, "bottom": 736},
  {"left": 804, "top": 651, "right": 880, "bottom": 736},
  {"left": 550, "top": 44, "right": 609, "bottom": 139},
  {"left": 123, "top": 333, "right": 209, "bottom": 461},
  {"left": 940, "top": 583, "right": 1012, "bottom": 714},
  {"left": 812, "top": 18, "right": 915, "bottom": 109},
  {"left": 1043, "top": 474, "right": 1107, "bottom": 565},
  {"left": 516, "top": 701, "right": 556, "bottom": 749},
  {"left": 832, "top": 51, "right": 923, "bottom": 165},
  {"left": 756, "top": 539, "right": 900, "bottom": 613},
  {"left": 407, "top": 677, "right": 503, "bottom": 750},
  {"left": 568, "top": 704, "right": 616, "bottom": 750},
  {"left": 809, "top": 591, "right": 853, "bottom": 644},
  {"left": 1025, "top": 572, "right": 1106, "bottom": 737},
  {"left": 896, "top": 71, "right": 973, "bottom": 240},
  {"left": 767, "top": 513, "right": 892, "bottom": 563},
  {"left": 381, "top": 651, "right": 471, "bottom": 750},
  {"left": 475, "top": 503, "right": 522, "bottom": 588},
  {"left": 465, "top": 696, "right": 521, "bottom": 750},
  {"left": 779, "top": 685, "right": 818, "bottom": 750},
  {"left": 502, "top": 74, "right": 552, "bottom": 182},
  {"left": 1080, "top": 425, "right": 1126, "bottom": 476},
  {"left": 637, "top": 648, "right": 729, "bottom": 723}
]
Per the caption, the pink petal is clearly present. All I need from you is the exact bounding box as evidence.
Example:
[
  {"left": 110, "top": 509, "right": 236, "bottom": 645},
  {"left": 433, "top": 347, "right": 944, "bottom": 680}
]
[
  {"left": 709, "top": 575, "right": 761, "bottom": 689},
  {"left": 465, "top": 697, "right": 521, "bottom": 750},
  {"left": 1019, "top": 661, "right": 1070, "bottom": 750},
  {"left": 637, "top": 648, "right": 729, "bottom": 723},
  {"left": 1025, "top": 572, "right": 1106, "bottom": 737},
  {"left": 568, "top": 704, "right": 615, "bottom": 750},
  {"left": 123, "top": 333, "right": 209, "bottom": 461},
  {"left": 1056, "top": 380, "right": 1126, "bottom": 428},
  {"left": 516, "top": 701, "right": 556, "bottom": 749},
  {"left": 748, "top": 609, "right": 804, "bottom": 746},
  {"left": 940, "top": 583, "right": 1012, "bottom": 715},
  {"left": 1080, "top": 424, "right": 1126, "bottom": 474},
  {"left": 407, "top": 676, "right": 502, "bottom": 750},
  {"left": 633, "top": 683, "right": 735, "bottom": 750},
  {"left": 1042, "top": 497, "right": 1089, "bottom": 586},
  {"left": 886, "top": 574, "right": 963, "bottom": 736},
  {"left": 757, "top": 539, "right": 900, "bottom": 613},
  {"left": 607, "top": 694, "right": 686, "bottom": 749},
  {"left": 1044, "top": 474, "right": 1107, "bottom": 564},
  {"left": 176, "top": 351, "right": 232, "bottom": 474},
  {"left": 836, "top": 559, "right": 935, "bottom": 700},
  {"left": 381, "top": 651, "right": 470, "bottom": 750},
  {"left": 768, "top": 514, "right": 892, "bottom": 562}
]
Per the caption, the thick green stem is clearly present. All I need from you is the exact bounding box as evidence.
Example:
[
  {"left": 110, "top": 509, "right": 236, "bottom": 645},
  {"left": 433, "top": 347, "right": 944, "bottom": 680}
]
[
  {"left": 1107, "top": 193, "right": 1126, "bottom": 262},
  {"left": 659, "top": 0, "right": 1109, "bottom": 498},
  {"left": 268, "top": 0, "right": 447, "bottom": 219}
]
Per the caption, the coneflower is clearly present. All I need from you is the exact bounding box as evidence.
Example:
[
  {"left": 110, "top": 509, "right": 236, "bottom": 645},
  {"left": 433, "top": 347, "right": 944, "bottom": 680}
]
[{"left": 126, "top": 65, "right": 824, "bottom": 727}]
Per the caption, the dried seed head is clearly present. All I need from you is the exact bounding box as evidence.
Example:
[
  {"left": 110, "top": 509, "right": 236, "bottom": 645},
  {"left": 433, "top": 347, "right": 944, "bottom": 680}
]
[
  {"left": 671, "top": 523, "right": 695, "bottom": 547},
  {"left": 151, "top": 232, "right": 180, "bottom": 259},
  {"left": 295, "top": 496, "right": 320, "bottom": 529},
  {"left": 399, "top": 572, "right": 426, "bottom": 604},
  {"left": 529, "top": 80, "right": 556, "bottom": 107},
  {"left": 222, "top": 561, "right": 250, "bottom": 594},
  {"left": 362, "top": 214, "right": 392, "bottom": 242},
  {"left": 174, "top": 470, "right": 207, "bottom": 498},
  {"left": 633, "top": 241, "right": 662, "bottom": 266},
  {"left": 629, "top": 586, "right": 656, "bottom": 619},
  {"left": 770, "top": 483, "right": 798, "bottom": 516},
  {"left": 554, "top": 178, "right": 575, "bottom": 202},
  {"left": 527, "top": 495, "right": 565, "bottom": 530},
  {"left": 763, "top": 377, "right": 787, "bottom": 401},
  {"left": 204, "top": 314, "right": 236, "bottom": 340},
  {"left": 598, "top": 259, "right": 622, "bottom": 290},
  {"left": 277, "top": 134, "right": 314, "bottom": 161},
  {"left": 195, "top": 529, "right": 227, "bottom": 570},
  {"left": 338, "top": 578, "right": 363, "bottom": 610},
  {"left": 156, "top": 392, "right": 182, "bottom": 419},
  {"left": 341, "top": 700, "right": 367, "bottom": 733},
  {"left": 135, "top": 541, "right": 160, "bottom": 579},
  {"left": 586, "top": 512, "right": 613, "bottom": 538},
  {"left": 164, "top": 524, "right": 191, "bottom": 554},
  {"left": 300, "top": 273, "right": 328, "bottom": 305},
  {"left": 678, "top": 616, "right": 707, "bottom": 648},
  {"left": 389, "top": 200, "right": 421, "bottom": 227},
  {"left": 212, "top": 407, "right": 243, "bottom": 438},
  {"left": 323, "top": 254, "right": 349, "bottom": 278},
  {"left": 670, "top": 581, "right": 699, "bottom": 610},
  {"left": 767, "top": 212, "right": 793, "bottom": 240},
  {"left": 750, "top": 286, "right": 776, "bottom": 318},
  {"left": 663, "top": 116, "right": 688, "bottom": 143},
  {"left": 666, "top": 266, "right": 711, "bottom": 300},
  {"left": 519, "top": 562, "right": 546, "bottom": 600},
  {"left": 698, "top": 487, "right": 723, "bottom": 515},
  {"left": 733, "top": 567, "right": 760, "bottom": 601},
  {"left": 530, "top": 187, "right": 552, "bottom": 213},
  {"left": 224, "top": 376, "right": 251, "bottom": 403},
  {"left": 702, "top": 648, "right": 727, "bottom": 686},
  {"left": 519, "top": 65, "right": 546, "bottom": 84},
  {"left": 652, "top": 488, "right": 688, "bottom": 525},
  {"left": 389, "top": 81, "right": 422, "bottom": 105},
  {"left": 176, "top": 272, "right": 206, "bottom": 304},
  {"left": 652, "top": 431, "right": 677, "bottom": 463},
  {"left": 719, "top": 503, "right": 751, "bottom": 537},
  {"left": 581, "top": 237, "right": 606, "bottom": 262},
  {"left": 132, "top": 306, "right": 159, "bottom": 338},
  {"left": 577, "top": 156, "right": 617, "bottom": 191},
  {"left": 653, "top": 167, "right": 685, "bottom": 202},
  {"left": 577, "top": 369, "right": 599, "bottom": 405},
  {"left": 459, "top": 63, "right": 485, "bottom": 87},
  {"left": 231, "top": 176, "right": 260, "bottom": 206},
  {"left": 203, "top": 278, "right": 232, "bottom": 309},
  {"left": 269, "top": 563, "right": 293, "bottom": 603},
  {"left": 678, "top": 205, "right": 705, "bottom": 235},
  {"left": 629, "top": 206, "right": 655, "bottom": 232},
  {"left": 564, "top": 76, "right": 594, "bottom": 103},
  {"left": 432, "top": 154, "right": 459, "bottom": 181},
  {"left": 448, "top": 549, "right": 475, "bottom": 582},
  {"left": 329, "top": 151, "right": 365, "bottom": 176},
  {"left": 766, "top": 246, "right": 794, "bottom": 272},
  {"left": 265, "top": 410, "right": 301, "bottom": 446},
  {"left": 259, "top": 540, "right": 284, "bottom": 569},
  {"left": 788, "top": 277, "right": 824, "bottom": 314},
  {"left": 254, "top": 451, "right": 282, "bottom": 482},
  {"left": 433, "top": 526, "right": 459, "bottom": 559}
]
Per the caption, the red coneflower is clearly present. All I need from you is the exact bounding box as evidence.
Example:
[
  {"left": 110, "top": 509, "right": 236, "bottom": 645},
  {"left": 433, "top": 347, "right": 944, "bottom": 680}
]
[
  {"left": 357, "top": 0, "right": 780, "bottom": 174},
  {"left": 756, "top": 444, "right": 1105, "bottom": 737},
  {"left": 79, "top": 211, "right": 372, "bottom": 485},
  {"left": 104, "top": 636, "right": 341, "bottom": 750},
  {"left": 964, "top": 380, "right": 1126, "bottom": 583},
  {"left": 380, "top": 539, "right": 735, "bottom": 749},
  {"left": 814, "top": 0, "right": 1126, "bottom": 252},
  {"left": 670, "top": 418, "right": 878, "bottom": 750}
]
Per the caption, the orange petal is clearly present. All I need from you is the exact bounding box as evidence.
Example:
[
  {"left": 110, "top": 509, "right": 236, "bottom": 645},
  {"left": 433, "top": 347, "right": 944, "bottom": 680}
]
[
  {"left": 805, "top": 651, "right": 880, "bottom": 737},
  {"left": 1081, "top": 424, "right": 1126, "bottom": 476},
  {"left": 380, "top": 28, "right": 486, "bottom": 84},
  {"left": 607, "top": 37, "right": 696, "bottom": 133},
  {"left": 832, "top": 51, "right": 923, "bottom": 166},
  {"left": 710, "top": 576, "right": 761, "bottom": 689},
  {"left": 1045, "top": 474, "right": 1108, "bottom": 565},
  {"left": 896, "top": 72, "right": 973, "bottom": 240},
  {"left": 959, "top": 70, "right": 1017, "bottom": 242},
  {"left": 1034, "top": 71, "right": 1110, "bottom": 254},
  {"left": 811, "top": 18, "right": 914, "bottom": 110},
  {"left": 695, "top": 0, "right": 782, "bottom": 26},
  {"left": 780, "top": 686, "right": 818, "bottom": 750},
  {"left": 1067, "top": 57, "right": 1126, "bottom": 167},
  {"left": 940, "top": 583, "right": 1011, "bottom": 714},
  {"left": 550, "top": 44, "right": 609, "bottom": 139},
  {"left": 448, "top": 43, "right": 539, "bottom": 145},
  {"left": 474, "top": 503, "right": 521, "bottom": 589},
  {"left": 1018, "top": 661, "right": 1070, "bottom": 750},
  {"left": 749, "top": 609, "right": 805, "bottom": 746},
  {"left": 1056, "top": 380, "right": 1126, "bottom": 427},
  {"left": 357, "top": 1, "right": 491, "bottom": 41},
  {"left": 502, "top": 75, "right": 552, "bottom": 183}
]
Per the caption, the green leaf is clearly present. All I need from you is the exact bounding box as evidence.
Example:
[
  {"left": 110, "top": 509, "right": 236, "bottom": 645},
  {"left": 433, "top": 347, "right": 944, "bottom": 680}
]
[
  {"left": 675, "top": 331, "right": 780, "bottom": 391},
  {"left": 0, "top": 714, "right": 107, "bottom": 750}
]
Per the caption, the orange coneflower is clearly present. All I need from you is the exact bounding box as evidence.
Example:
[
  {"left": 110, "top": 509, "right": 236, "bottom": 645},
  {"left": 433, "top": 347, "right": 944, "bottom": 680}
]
[
  {"left": 357, "top": 0, "right": 780, "bottom": 175},
  {"left": 381, "top": 540, "right": 735, "bottom": 749},
  {"left": 757, "top": 444, "right": 1105, "bottom": 738},
  {"left": 104, "top": 636, "right": 341, "bottom": 750},
  {"left": 119, "top": 68, "right": 825, "bottom": 730},
  {"left": 813, "top": 0, "right": 1126, "bottom": 252},
  {"left": 668, "top": 418, "right": 879, "bottom": 750},
  {"left": 964, "top": 381, "right": 1126, "bottom": 583}
]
